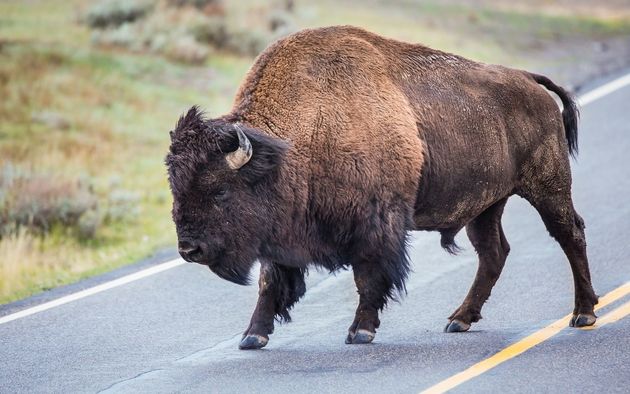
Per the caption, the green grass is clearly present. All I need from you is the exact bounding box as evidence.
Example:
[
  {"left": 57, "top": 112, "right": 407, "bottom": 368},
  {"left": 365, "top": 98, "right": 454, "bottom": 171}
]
[{"left": 1, "top": 0, "right": 629, "bottom": 304}]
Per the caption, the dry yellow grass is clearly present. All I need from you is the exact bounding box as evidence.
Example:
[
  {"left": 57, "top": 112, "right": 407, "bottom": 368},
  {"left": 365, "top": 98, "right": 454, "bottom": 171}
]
[
  {"left": 0, "top": 229, "right": 161, "bottom": 301},
  {"left": 0, "top": 231, "right": 31, "bottom": 298},
  {"left": 0, "top": 231, "right": 84, "bottom": 300}
]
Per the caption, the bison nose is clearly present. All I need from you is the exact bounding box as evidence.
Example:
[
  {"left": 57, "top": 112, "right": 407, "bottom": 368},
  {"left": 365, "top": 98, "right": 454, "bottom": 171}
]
[{"left": 178, "top": 240, "right": 204, "bottom": 262}]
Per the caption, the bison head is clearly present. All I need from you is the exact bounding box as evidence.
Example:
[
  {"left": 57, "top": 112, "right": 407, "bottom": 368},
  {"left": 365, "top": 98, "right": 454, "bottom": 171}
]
[{"left": 165, "top": 106, "right": 288, "bottom": 285}]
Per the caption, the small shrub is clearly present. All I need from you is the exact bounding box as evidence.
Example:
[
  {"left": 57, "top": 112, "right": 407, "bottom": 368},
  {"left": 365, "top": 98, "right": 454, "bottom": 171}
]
[
  {"left": 91, "top": 22, "right": 139, "bottom": 49},
  {"left": 191, "top": 15, "right": 229, "bottom": 48},
  {"left": 163, "top": 34, "right": 210, "bottom": 64},
  {"left": 167, "top": 0, "right": 223, "bottom": 13},
  {"left": 85, "top": 0, "right": 153, "bottom": 29},
  {"left": 77, "top": 209, "right": 102, "bottom": 240},
  {"left": 224, "top": 28, "right": 271, "bottom": 56},
  {"left": 194, "top": 19, "right": 270, "bottom": 56},
  {"left": 0, "top": 164, "right": 142, "bottom": 240},
  {"left": 84, "top": 0, "right": 296, "bottom": 59},
  {"left": 90, "top": 5, "right": 214, "bottom": 63},
  {"left": 0, "top": 164, "right": 98, "bottom": 237},
  {"left": 103, "top": 189, "right": 140, "bottom": 223},
  {"left": 268, "top": 9, "right": 293, "bottom": 32}
]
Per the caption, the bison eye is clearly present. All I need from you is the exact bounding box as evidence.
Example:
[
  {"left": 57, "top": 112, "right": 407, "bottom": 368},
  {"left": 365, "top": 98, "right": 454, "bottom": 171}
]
[{"left": 214, "top": 188, "right": 229, "bottom": 202}]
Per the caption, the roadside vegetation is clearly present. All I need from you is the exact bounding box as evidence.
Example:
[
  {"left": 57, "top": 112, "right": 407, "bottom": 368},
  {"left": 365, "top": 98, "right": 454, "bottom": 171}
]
[{"left": 1, "top": 0, "right": 629, "bottom": 303}]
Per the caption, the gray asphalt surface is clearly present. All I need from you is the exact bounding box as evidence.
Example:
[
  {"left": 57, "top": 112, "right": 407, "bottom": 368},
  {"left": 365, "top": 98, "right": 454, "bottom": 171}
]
[{"left": 1, "top": 72, "right": 630, "bottom": 394}]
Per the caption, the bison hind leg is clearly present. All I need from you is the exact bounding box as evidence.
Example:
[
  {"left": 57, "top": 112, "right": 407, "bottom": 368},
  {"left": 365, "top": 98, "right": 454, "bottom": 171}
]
[
  {"left": 522, "top": 192, "right": 597, "bottom": 327},
  {"left": 517, "top": 149, "right": 597, "bottom": 328},
  {"left": 445, "top": 198, "right": 510, "bottom": 333}
]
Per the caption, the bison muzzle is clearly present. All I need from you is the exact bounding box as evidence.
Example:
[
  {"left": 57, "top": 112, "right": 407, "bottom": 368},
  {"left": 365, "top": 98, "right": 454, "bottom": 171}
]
[{"left": 166, "top": 26, "right": 598, "bottom": 349}]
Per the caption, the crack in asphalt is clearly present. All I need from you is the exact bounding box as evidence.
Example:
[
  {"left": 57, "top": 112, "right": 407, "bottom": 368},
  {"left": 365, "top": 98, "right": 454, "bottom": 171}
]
[{"left": 97, "top": 369, "right": 166, "bottom": 393}]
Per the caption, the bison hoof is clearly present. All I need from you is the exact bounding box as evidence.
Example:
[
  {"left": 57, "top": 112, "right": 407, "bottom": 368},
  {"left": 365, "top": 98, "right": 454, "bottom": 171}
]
[
  {"left": 570, "top": 313, "right": 596, "bottom": 328},
  {"left": 444, "top": 319, "right": 471, "bottom": 333},
  {"left": 345, "top": 329, "right": 375, "bottom": 344},
  {"left": 239, "top": 334, "right": 268, "bottom": 350}
]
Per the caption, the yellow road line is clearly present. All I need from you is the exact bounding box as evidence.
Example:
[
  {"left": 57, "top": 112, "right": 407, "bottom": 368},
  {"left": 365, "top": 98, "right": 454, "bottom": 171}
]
[
  {"left": 581, "top": 299, "right": 630, "bottom": 330},
  {"left": 420, "top": 282, "right": 630, "bottom": 394}
]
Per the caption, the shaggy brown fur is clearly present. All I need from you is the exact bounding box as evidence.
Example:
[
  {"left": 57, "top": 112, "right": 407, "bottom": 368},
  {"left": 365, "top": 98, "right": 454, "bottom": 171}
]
[{"left": 166, "top": 26, "right": 597, "bottom": 349}]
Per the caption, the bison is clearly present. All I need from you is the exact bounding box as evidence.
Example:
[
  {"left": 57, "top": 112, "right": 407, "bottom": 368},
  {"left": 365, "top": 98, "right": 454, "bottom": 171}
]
[{"left": 166, "top": 26, "right": 598, "bottom": 349}]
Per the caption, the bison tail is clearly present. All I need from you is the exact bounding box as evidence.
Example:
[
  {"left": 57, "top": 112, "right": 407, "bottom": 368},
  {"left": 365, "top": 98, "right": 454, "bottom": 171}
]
[{"left": 529, "top": 72, "right": 580, "bottom": 158}]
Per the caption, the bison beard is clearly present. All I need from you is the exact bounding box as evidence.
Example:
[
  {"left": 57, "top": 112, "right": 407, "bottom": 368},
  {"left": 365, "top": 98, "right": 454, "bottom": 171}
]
[
  {"left": 166, "top": 26, "right": 598, "bottom": 350},
  {"left": 207, "top": 257, "right": 253, "bottom": 286}
]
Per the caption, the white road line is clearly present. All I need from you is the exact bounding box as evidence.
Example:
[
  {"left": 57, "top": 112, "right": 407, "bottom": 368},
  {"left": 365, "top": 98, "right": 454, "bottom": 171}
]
[
  {"left": 578, "top": 72, "right": 630, "bottom": 107},
  {"left": 2, "top": 71, "right": 630, "bottom": 326},
  {"left": 0, "top": 259, "right": 185, "bottom": 325}
]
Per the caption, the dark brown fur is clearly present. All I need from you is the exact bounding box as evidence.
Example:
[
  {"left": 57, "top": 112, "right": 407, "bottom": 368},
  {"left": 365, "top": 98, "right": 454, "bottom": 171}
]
[{"left": 166, "top": 26, "right": 597, "bottom": 349}]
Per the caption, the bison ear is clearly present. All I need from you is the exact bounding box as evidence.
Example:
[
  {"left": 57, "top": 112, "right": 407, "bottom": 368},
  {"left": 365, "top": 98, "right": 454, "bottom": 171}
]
[{"left": 235, "top": 127, "right": 288, "bottom": 183}]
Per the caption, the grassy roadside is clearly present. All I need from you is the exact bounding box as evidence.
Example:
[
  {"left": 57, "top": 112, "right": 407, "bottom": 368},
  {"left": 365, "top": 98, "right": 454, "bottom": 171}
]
[
  {"left": 0, "top": 43, "right": 251, "bottom": 302},
  {"left": 0, "top": 1, "right": 251, "bottom": 303},
  {"left": 1, "top": 0, "right": 629, "bottom": 304}
]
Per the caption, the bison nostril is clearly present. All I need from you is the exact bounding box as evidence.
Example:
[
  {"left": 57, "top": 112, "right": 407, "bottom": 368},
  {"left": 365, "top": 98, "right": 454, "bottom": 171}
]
[{"left": 178, "top": 240, "right": 203, "bottom": 262}]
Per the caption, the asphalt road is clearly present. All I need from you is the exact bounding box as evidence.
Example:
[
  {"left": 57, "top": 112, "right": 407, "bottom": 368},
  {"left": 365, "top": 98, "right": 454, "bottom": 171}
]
[{"left": 1, "top": 72, "right": 630, "bottom": 394}]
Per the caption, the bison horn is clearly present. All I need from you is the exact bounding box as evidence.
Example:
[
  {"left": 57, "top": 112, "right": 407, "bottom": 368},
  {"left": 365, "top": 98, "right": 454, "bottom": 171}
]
[{"left": 225, "top": 124, "right": 252, "bottom": 170}]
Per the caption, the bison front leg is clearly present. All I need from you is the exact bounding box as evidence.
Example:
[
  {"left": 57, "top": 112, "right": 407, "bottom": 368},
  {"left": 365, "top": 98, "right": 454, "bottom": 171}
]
[
  {"left": 347, "top": 248, "right": 409, "bottom": 344},
  {"left": 346, "top": 262, "right": 382, "bottom": 344},
  {"left": 239, "top": 261, "right": 306, "bottom": 350}
]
